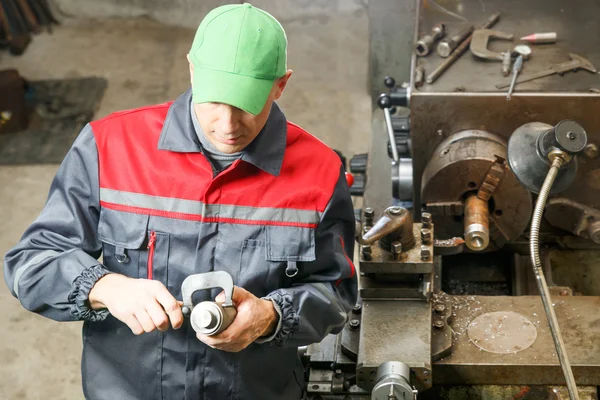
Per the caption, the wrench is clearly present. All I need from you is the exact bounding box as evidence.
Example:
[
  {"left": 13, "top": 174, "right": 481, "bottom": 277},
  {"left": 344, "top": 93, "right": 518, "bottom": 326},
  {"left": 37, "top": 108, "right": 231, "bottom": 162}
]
[{"left": 496, "top": 53, "right": 597, "bottom": 89}]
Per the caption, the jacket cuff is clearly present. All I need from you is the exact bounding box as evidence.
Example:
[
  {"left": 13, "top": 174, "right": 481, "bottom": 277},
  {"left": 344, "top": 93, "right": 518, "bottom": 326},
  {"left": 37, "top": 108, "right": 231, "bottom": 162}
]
[
  {"left": 259, "top": 291, "right": 299, "bottom": 346},
  {"left": 255, "top": 298, "right": 282, "bottom": 344},
  {"left": 68, "top": 265, "right": 111, "bottom": 322}
]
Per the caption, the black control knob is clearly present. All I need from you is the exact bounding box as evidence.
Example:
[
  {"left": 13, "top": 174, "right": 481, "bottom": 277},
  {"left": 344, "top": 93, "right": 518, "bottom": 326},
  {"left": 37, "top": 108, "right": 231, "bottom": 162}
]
[
  {"left": 378, "top": 93, "right": 391, "bottom": 109},
  {"left": 384, "top": 76, "right": 396, "bottom": 88}
]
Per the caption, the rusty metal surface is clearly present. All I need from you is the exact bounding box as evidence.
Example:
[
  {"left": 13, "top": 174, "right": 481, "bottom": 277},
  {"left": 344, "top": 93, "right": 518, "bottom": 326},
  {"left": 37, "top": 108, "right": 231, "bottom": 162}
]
[
  {"left": 420, "top": 385, "right": 598, "bottom": 400},
  {"left": 421, "top": 129, "right": 532, "bottom": 248},
  {"left": 357, "top": 300, "right": 432, "bottom": 392},
  {"left": 360, "top": 223, "right": 433, "bottom": 275},
  {"left": 415, "top": 0, "right": 600, "bottom": 93},
  {"left": 411, "top": 94, "right": 600, "bottom": 215},
  {"left": 434, "top": 295, "right": 600, "bottom": 385}
]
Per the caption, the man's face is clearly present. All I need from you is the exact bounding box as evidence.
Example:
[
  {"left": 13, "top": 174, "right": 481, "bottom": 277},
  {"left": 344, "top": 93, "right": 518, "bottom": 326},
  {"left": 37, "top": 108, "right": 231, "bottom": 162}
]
[{"left": 190, "top": 64, "right": 292, "bottom": 154}]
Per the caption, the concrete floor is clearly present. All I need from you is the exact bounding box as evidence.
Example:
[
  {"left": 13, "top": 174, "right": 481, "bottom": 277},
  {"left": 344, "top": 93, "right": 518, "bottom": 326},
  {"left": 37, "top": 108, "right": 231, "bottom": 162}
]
[{"left": 0, "top": 9, "right": 370, "bottom": 400}]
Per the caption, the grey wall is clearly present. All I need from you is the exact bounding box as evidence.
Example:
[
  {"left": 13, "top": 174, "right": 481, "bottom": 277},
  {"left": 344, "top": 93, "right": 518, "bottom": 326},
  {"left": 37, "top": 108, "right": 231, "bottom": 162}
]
[{"left": 51, "top": 0, "right": 367, "bottom": 29}]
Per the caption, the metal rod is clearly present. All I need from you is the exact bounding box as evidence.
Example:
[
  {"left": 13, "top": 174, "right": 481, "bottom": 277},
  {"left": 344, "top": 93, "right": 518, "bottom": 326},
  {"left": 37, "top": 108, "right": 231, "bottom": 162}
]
[
  {"left": 530, "top": 156, "right": 579, "bottom": 400},
  {"left": 426, "top": 11, "right": 500, "bottom": 84},
  {"left": 383, "top": 107, "right": 399, "bottom": 163}
]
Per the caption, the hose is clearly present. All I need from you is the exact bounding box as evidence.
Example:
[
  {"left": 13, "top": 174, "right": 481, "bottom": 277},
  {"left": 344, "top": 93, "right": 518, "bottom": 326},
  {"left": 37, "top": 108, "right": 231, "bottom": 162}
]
[{"left": 530, "top": 156, "right": 579, "bottom": 400}]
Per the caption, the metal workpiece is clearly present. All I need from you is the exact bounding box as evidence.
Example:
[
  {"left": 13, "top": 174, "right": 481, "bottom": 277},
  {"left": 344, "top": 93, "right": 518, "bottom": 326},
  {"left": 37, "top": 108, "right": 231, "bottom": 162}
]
[
  {"left": 358, "top": 206, "right": 415, "bottom": 251},
  {"left": 371, "top": 362, "right": 417, "bottom": 400},
  {"left": 437, "top": 25, "right": 474, "bottom": 58},
  {"left": 415, "top": 23, "right": 445, "bottom": 57},
  {"left": 464, "top": 195, "right": 490, "bottom": 251},
  {"left": 507, "top": 121, "right": 587, "bottom": 194},
  {"left": 181, "top": 271, "right": 237, "bottom": 336},
  {"left": 190, "top": 302, "right": 237, "bottom": 336},
  {"left": 425, "top": 12, "right": 500, "bottom": 84},
  {"left": 421, "top": 130, "right": 532, "bottom": 250}
]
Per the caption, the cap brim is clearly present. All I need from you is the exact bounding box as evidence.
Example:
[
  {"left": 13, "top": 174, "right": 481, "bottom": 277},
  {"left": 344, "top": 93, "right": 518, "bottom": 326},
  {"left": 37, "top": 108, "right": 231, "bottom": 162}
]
[{"left": 191, "top": 68, "right": 274, "bottom": 115}]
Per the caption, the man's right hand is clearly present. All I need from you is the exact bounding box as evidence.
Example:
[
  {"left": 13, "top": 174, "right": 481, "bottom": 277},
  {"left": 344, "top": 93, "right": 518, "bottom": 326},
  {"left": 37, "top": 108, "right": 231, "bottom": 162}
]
[{"left": 88, "top": 274, "right": 184, "bottom": 335}]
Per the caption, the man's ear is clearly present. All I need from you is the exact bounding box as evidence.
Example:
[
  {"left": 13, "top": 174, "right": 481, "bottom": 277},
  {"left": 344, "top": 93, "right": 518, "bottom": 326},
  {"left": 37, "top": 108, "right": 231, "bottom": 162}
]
[
  {"left": 187, "top": 54, "right": 194, "bottom": 84},
  {"left": 273, "top": 69, "right": 293, "bottom": 100}
]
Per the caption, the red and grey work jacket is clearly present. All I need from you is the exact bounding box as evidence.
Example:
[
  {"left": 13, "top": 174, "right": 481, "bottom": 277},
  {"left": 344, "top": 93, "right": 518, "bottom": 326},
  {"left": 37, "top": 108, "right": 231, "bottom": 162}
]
[{"left": 4, "top": 90, "right": 357, "bottom": 400}]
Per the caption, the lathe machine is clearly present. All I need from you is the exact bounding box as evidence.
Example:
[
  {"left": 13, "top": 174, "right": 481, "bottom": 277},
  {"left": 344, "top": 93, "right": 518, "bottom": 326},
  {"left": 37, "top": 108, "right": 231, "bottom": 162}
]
[{"left": 302, "top": 1, "right": 600, "bottom": 399}]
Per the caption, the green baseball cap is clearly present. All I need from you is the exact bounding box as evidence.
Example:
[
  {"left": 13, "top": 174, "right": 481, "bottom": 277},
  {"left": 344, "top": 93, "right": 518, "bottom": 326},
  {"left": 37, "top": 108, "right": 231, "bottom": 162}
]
[{"left": 188, "top": 3, "right": 288, "bottom": 115}]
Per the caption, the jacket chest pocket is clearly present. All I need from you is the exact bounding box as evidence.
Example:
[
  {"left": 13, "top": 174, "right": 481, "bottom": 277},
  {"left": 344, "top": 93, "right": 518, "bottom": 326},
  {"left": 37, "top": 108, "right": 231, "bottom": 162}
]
[
  {"left": 231, "top": 225, "right": 316, "bottom": 298},
  {"left": 98, "top": 209, "right": 170, "bottom": 284}
]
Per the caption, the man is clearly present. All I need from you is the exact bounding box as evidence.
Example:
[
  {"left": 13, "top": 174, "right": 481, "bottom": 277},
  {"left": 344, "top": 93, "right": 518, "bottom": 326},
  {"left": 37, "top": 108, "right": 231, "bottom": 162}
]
[{"left": 4, "top": 3, "right": 357, "bottom": 400}]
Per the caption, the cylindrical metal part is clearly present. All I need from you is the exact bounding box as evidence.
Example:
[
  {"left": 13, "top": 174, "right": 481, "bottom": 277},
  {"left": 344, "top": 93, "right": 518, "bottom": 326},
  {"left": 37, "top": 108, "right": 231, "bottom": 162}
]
[
  {"left": 392, "top": 158, "right": 413, "bottom": 201},
  {"left": 437, "top": 25, "right": 474, "bottom": 58},
  {"left": 383, "top": 107, "right": 399, "bottom": 163},
  {"left": 501, "top": 51, "right": 511, "bottom": 76},
  {"left": 464, "top": 194, "right": 490, "bottom": 251},
  {"left": 426, "top": 12, "right": 500, "bottom": 84},
  {"left": 416, "top": 24, "right": 445, "bottom": 56},
  {"left": 372, "top": 362, "right": 415, "bottom": 400},
  {"left": 414, "top": 65, "right": 424, "bottom": 87},
  {"left": 190, "top": 302, "right": 237, "bottom": 336}
]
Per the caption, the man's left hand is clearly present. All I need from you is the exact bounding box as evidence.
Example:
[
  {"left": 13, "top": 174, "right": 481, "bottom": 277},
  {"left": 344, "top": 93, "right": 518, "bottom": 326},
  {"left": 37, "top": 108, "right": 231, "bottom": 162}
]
[{"left": 196, "top": 286, "right": 278, "bottom": 352}]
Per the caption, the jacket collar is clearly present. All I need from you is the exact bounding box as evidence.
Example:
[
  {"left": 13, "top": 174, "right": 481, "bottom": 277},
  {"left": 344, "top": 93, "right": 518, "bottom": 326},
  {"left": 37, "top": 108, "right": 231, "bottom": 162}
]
[{"left": 157, "top": 89, "right": 287, "bottom": 176}]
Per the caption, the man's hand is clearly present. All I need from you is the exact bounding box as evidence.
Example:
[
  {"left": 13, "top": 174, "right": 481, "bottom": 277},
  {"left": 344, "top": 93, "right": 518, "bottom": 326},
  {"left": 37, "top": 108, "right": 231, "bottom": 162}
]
[
  {"left": 88, "top": 274, "right": 184, "bottom": 335},
  {"left": 197, "top": 286, "right": 278, "bottom": 352}
]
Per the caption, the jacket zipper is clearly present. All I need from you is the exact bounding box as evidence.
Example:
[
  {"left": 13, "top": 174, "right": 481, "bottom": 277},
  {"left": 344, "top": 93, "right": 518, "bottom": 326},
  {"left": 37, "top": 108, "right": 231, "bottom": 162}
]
[{"left": 147, "top": 231, "right": 156, "bottom": 280}]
